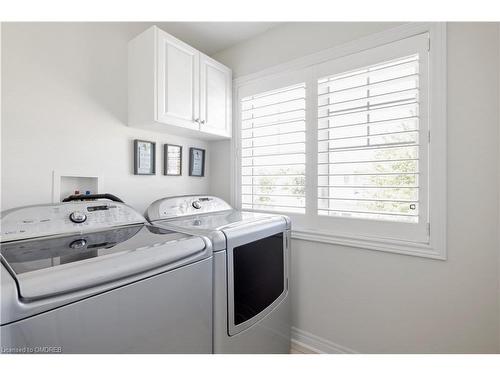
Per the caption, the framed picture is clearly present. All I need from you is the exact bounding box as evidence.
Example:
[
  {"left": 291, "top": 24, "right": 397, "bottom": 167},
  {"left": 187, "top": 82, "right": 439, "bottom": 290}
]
[
  {"left": 189, "top": 147, "right": 205, "bottom": 177},
  {"left": 164, "top": 144, "right": 182, "bottom": 176},
  {"left": 134, "top": 140, "right": 156, "bottom": 175}
]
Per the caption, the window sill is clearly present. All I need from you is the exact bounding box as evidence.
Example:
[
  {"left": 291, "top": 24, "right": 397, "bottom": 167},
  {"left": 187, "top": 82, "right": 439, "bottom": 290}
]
[{"left": 291, "top": 228, "right": 446, "bottom": 260}]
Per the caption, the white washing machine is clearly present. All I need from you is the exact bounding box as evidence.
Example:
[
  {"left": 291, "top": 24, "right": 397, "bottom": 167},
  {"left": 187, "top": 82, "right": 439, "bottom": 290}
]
[
  {"left": 1, "top": 195, "right": 213, "bottom": 353},
  {"left": 146, "top": 195, "right": 291, "bottom": 354}
]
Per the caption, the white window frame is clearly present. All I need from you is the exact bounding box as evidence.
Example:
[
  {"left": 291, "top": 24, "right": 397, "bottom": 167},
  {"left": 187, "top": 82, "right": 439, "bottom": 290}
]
[{"left": 231, "top": 23, "right": 447, "bottom": 260}]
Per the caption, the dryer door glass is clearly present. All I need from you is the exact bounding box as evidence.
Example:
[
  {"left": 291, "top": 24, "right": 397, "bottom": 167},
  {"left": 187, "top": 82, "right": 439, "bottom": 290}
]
[{"left": 232, "top": 233, "right": 284, "bottom": 326}]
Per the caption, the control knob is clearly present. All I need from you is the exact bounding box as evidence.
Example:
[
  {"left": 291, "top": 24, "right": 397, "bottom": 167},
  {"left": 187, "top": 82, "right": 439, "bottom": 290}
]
[
  {"left": 70, "top": 239, "right": 87, "bottom": 249},
  {"left": 69, "top": 211, "right": 87, "bottom": 223},
  {"left": 192, "top": 201, "right": 202, "bottom": 209}
]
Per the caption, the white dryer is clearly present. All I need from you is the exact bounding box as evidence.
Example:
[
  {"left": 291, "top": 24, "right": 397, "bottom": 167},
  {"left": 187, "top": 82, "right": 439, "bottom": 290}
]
[
  {"left": 1, "top": 195, "right": 213, "bottom": 353},
  {"left": 146, "top": 195, "right": 291, "bottom": 354}
]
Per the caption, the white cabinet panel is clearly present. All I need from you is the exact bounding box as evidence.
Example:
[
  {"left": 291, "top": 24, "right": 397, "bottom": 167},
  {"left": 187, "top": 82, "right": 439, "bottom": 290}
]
[
  {"left": 200, "top": 54, "right": 232, "bottom": 138},
  {"left": 157, "top": 30, "right": 199, "bottom": 131}
]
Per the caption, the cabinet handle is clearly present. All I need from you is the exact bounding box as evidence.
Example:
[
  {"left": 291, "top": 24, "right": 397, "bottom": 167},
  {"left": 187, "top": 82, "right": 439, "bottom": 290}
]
[
  {"left": 194, "top": 118, "right": 200, "bottom": 123},
  {"left": 200, "top": 120, "right": 205, "bottom": 125}
]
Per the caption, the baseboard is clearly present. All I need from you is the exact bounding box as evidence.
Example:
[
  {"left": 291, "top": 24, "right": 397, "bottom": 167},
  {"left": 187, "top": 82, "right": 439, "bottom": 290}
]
[{"left": 291, "top": 327, "right": 358, "bottom": 354}]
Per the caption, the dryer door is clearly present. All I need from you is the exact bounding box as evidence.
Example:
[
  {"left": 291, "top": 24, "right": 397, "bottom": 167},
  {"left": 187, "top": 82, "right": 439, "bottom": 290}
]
[{"left": 225, "top": 218, "right": 289, "bottom": 336}]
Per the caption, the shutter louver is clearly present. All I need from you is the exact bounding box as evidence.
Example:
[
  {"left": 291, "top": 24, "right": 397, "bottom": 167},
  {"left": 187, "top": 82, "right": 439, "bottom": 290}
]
[
  {"left": 317, "top": 55, "right": 420, "bottom": 223},
  {"left": 241, "top": 83, "right": 306, "bottom": 214}
]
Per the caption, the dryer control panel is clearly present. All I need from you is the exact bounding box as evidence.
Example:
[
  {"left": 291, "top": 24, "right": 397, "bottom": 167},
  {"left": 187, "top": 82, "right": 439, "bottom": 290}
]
[
  {"left": 1, "top": 202, "right": 146, "bottom": 242},
  {"left": 146, "top": 196, "right": 232, "bottom": 221}
]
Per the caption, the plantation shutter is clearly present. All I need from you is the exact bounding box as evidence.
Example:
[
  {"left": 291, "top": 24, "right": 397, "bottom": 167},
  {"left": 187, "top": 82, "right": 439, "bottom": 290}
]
[
  {"left": 317, "top": 55, "right": 421, "bottom": 223},
  {"left": 240, "top": 83, "right": 306, "bottom": 213}
]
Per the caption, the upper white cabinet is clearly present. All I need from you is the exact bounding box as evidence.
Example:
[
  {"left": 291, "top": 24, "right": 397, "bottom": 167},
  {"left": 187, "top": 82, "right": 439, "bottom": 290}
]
[{"left": 128, "top": 26, "right": 232, "bottom": 139}]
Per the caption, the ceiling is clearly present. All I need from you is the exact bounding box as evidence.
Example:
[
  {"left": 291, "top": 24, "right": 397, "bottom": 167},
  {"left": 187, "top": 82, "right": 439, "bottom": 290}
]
[{"left": 153, "top": 22, "right": 281, "bottom": 55}]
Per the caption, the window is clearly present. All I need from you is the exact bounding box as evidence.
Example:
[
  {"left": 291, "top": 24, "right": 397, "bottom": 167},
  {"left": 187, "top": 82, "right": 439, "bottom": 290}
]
[
  {"left": 240, "top": 83, "right": 306, "bottom": 213},
  {"left": 234, "top": 24, "right": 446, "bottom": 259},
  {"left": 317, "top": 55, "right": 420, "bottom": 223}
]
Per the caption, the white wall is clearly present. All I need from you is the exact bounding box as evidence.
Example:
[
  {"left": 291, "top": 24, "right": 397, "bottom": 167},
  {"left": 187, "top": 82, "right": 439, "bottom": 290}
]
[
  {"left": 498, "top": 22, "right": 500, "bottom": 351},
  {"left": 209, "top": 139, "right": 232, "bottom": 203},
  {"left": 1, "top": 23, "right": 212, "bottom": 213},
  {"left": 212, "top": 22, "right": 500, "bottom": 353}
]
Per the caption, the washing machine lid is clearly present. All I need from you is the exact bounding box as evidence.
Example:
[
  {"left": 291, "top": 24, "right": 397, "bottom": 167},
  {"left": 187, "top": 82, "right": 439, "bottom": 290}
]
[
  {"left": 147, "top": 195, "right": 291, "bottom": 229},
  {"left": 163, "top": 210, "right": 276, "bottom": 231},
  {"left": 0, "top": 224, "right": 208, "bottom": 300},
  {"left": 153, "top": 210, "right": 286, "bottom": 252},
  {"left": 147, "top": 195, "right": 291, "bottom": 251}
]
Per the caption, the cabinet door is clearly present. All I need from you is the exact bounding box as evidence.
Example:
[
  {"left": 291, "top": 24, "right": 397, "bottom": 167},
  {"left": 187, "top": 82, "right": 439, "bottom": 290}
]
[
  {"left": 156, "top": 29, "right": 200, "bottom": 130},
  {"left": 199, "top": 54, "right": 232, "bottom": 138}
]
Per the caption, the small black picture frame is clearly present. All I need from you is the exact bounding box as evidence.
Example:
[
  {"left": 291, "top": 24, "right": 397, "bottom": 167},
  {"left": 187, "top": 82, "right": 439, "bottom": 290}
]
[
  {"left": 134, "top": 139, "right": 156, "bottom": 175},
  {"left": 164, "top": 144, "right": 183, "bottom": 176},
  {"left": 189, "top": 147, "right": 205, "bottom": 177}
]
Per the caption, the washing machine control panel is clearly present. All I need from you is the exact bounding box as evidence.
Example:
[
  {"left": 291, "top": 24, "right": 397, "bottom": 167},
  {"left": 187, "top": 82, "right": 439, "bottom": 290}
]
[
  {"left": 147, "top": 195, "right": 233, "bottom": 220},
  {"left": 1, "top": 202, "right": 145, "bottom": 242}
]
